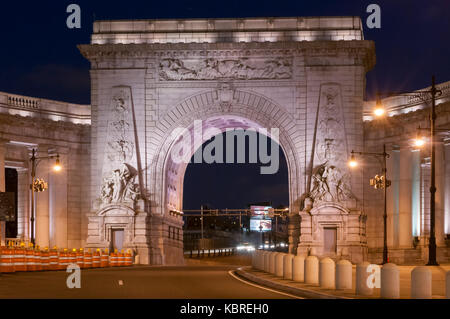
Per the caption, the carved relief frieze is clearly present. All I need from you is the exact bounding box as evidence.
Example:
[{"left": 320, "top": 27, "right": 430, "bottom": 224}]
[
  {"left": 158, "top": 57, "right": 292, "bottom": 81},
  {"left": 307, "top": 84, "right": 355, "bottom": 207},
  {"left": 100, "top": 87, "right": 141, "bottom": 207}
]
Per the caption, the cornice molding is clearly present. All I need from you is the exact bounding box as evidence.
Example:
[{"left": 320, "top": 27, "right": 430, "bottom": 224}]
[{"left": 78, "top": 40, "right": 375, "bottom": 71}]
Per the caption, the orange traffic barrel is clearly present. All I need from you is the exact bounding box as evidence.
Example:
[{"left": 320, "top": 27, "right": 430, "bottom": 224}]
[
  {"left": 69, "top": 249, "right": 77, "bottom": 265},
  {"left": 34, "top": 246, "right": 42, "bottom": 271},
  {"left": 118, "top": 250, "right": 125, "bottom": 267},
  {"left": 49, "top": 247, "right": 59, "bottom": 270},
  {"left": 93, "top": 249, "right": 101, "bottom": 268},
  {"left": 26, "top": 244, "right": 36, "bottom": 271},
  {"left": 100, "top": 249, "right": 109, "bottom": 268},
  {"left": 41, "top": 248, "right": 50, "bottom": 271},
  {"left": 0, "top": 246, "right": 14, "bottom": 273},
  {"left": 83, "top": 249, "right": 92, "bottom": 268},
  {"left": 125, "top": 250, "right": 133, "bottom": 266},
  {"left": 110, "top": 250, "right": 118, "bottom": 267},
  {"left": 76, "top": 249, "right": 84, "bottom": 268},
  {"left": 14, "top": 244, "right": 26, "bottom": 272},
  {"left": 58, "top": 249, "right": 69, "bottom": 270}
]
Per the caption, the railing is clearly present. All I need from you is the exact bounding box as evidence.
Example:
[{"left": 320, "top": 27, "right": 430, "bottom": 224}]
[{"left": 7, "top": 95, "right": 40, "bottom": 109}]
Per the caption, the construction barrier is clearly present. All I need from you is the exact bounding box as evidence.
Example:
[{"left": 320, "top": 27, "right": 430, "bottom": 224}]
[
  {"left": 41, "top": 248, "right": 50, "bottom": 271},
  {"left": 125, "top": 250, "right": 133, "bottom": 266},
  {"left": 49, "top": 247, "right": 59, "bottom": 270},
  {"left": 58, "top": 249, "right": 69, "bottom": 270},
  {"left": 0, "top": 246, "right": 14, "bottom": 273},
  {"left": 100, "top": 249, "right": 109, "bottom": 267},
  {"left": 0, "top": 243, "right": 134, "bottom": 274},
  {"left": 68, "top": 249, "right": 77, "bottom": 266},
  {"left": 93, "top": 249, "right": 101, "bottom": 268},
  {"left": 83, "top": 250, "right": 92, "bottom": 268},
  {"left": 14, "top": 245, "right": 26, "bottom": 272},
  {"left": 26, "top": 245, "right": 36, "bottom": 271},
  {"left": 118, "top": 250, "right": 125, "bottom": 267},
  {"left": 76, "top": 249, "right": 84, "bottom": 268},
  {"left": 110, "top": 250, "right": 118, "bottom": 267},
  {"left": 35, "top": 247, "right": 42, "bottom": 271}
]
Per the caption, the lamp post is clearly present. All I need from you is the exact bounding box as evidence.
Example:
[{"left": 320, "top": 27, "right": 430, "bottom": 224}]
[
  {"left": 349, "top": 146, "right": 391, "bottom": 264},
  {"left": 29, "top": 149, "right": 61, "bottom": 246},
  {"left": 376, "top": 75, "right": 444, "bottom": 265}
]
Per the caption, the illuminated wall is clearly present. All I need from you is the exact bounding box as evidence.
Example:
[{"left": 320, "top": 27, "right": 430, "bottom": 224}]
[{"left": 411, "top": 150, "right": 421, "bottom": 237}]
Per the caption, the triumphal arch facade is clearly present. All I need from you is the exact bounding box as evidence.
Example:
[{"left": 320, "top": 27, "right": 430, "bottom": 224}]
[{"left": 78, "top": 17, "right": 375, "bottom": 264}]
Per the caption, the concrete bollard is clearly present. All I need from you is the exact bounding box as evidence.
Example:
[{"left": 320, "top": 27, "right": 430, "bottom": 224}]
[
  {"left": 258, "top": 251, "right": 264, "bottom": 270},
  {"left": 411, "top": 266, "right": 432, "bottom": 299},
  {"left": 269, "top": 252, "right": 277, "bottom": 274},
  {"left": 304, "top": 255, "right": 319, "bottom": 285},
  {"left": 381, "top": 263, "right": 400, "bottom": 299},
  {"left": 253, "top": 250, "right": 259, "bottom": 269},
  {"left": 319, "top": 257, "right": 335, "bottom": 289},
  {"left": 264, "top": 252, "right": 270, "bottom": 272},
  {"left": 446, "top": 271, "right": 450, "bottom": 299},
  {"left": 275, "top": 253, "right": 285, "bottom": 277},
  {"left": 336, "top": 260, "right": 352, "bottom": 290},
  {"left": 254, "top": 250, "right": 260, "bottom": 269},
  {"left": 292, "top": 255, "right": 305, "bottom": 282},
  {"left": 356, "top": 262, "right": 373, "bottom": 296},
  {"left": 256, "top": 250, "right": 263, "bottom": 270},
  {"left": 283, "top": 254, "right": 294, "bottom": 280}
]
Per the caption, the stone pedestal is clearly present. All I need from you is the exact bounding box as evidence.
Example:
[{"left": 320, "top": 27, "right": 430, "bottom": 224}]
[
  {"left": 298, "top": 203, "right": 367, "bottom": 264},
  {"left": 86, "top": 200, "right": 151, "bottom": 263}
]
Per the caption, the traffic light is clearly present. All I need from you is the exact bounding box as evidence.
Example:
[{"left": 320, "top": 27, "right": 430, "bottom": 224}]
[{"left": 370, "top": 175, "right": 391, "bottom": 189}]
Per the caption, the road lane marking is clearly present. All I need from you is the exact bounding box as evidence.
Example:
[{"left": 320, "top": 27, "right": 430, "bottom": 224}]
[{"left": 228, "top": 270, "right": 304, "bottom": 299}]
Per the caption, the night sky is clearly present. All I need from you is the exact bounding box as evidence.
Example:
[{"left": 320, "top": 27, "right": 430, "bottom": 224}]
[{"left": 1, "top": 0, "right": 449, "bottom": 209}]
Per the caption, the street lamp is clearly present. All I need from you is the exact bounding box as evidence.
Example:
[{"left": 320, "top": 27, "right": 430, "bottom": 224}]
[
  {"left": 30, "top": 149, "right": 62, "bottom": 245},
  {"left": 349, "top": 145, "right": 391, "bottom": 264},
  {"left": 375, "top": 75, "right": 445, "bottom": 265}
]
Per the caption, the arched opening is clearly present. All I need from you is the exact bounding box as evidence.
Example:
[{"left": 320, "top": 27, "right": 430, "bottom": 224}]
[
  {"left": 162, "top": 115, "right": 291, "bottom": 253},
  {"left": 183, "top": 132, "right": 289, "bottom": 209},
  {"left": 149, "top": 89, "right": 304, "bottom": 263},
  {"left": 163, "top": 115, "right": 293, "bottom": 212}
]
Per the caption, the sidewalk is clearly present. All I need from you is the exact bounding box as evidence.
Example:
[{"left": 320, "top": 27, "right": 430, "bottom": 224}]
[{"left": 236, "top": 264, "right": 450, "bottom": 299}]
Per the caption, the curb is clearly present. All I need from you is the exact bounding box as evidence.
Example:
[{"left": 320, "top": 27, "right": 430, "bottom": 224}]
[{"left": 235, "top": 266, "right": 351, "bottom": 299}]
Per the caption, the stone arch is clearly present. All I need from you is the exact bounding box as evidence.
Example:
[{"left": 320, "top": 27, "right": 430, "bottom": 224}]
[{"left": 147, "top": 89, "right": 305, "bottom": 216}]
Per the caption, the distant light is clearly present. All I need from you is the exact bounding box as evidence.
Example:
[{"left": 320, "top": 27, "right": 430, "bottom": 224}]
[
  {"left": 348, "top": 153, "right": 358, "bottom": 168},
  {"left": 236, "top": 245, "right": 255, "bottom": 252},
  {"left": 53, "top": 155, "right": 62, "bottom": 172},
  {"left": 413, "top": 137, "right": 425, "bottom": 147},
  {"left": 373, "top": 107, "right": 385, "bottom": 117},
  {"left": 374, "top": 95, "right": 385, "bottom": 117}
]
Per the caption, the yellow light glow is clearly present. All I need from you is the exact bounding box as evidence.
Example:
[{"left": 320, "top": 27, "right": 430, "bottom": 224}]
[
  {"left": 348, "top": 160, "right": 358, "bottom": 168},
  {"left": 348, "top": 153, "right": 358, "bottom": 168},
  {"left": 373, "top": 107, "right": 385, "bottom": 117},
  {"left": 53, "top": 155, "right": 62, "bottom": 172},
  {"left": 413, "top": 137, "right": 425, "bottom": 147}
]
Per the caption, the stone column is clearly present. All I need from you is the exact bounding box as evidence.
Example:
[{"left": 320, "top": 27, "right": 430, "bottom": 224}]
[
  {"left": 435, "top": 142, "right": 445, "bottom": 246},
  {"left": 49, "top": 150, "right": 68, "bottom": 249},
  {"left": 34, "top": 146, "right": 50, "bottom": 248},
  {"left": 0, "top": 140, "right": 6, "bottom": 192},
  {"left": 398, "top": 148, "right": 413, "bottom": 248},
  {"left": 17, "top": 168, "right": 30, "bottom": 240},
  {"left": 386, "top": 146, "right": 396, "bottom": 248},
  {"left": 0, "top": 140, "right": 6, "bottom": 246},
  {"left": 444, "top": 139, "right": 450, "bottom": 237}
]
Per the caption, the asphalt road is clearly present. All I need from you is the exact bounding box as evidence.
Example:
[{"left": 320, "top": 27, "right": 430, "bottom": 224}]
[{"left": 0, "top": 264, "right": 292, "bottom": 299}]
